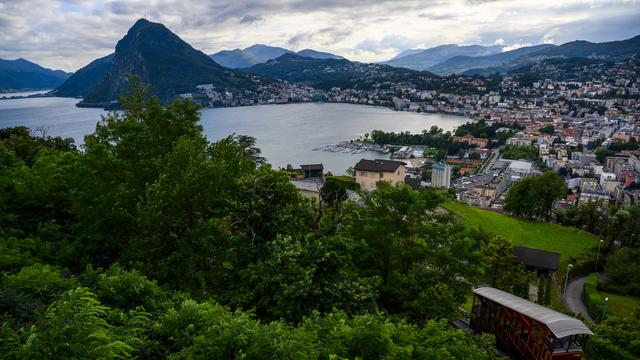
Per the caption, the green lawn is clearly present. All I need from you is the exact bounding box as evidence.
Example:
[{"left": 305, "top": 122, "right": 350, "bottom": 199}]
[
  {"left": 597, "top": 291, "right": 640, "bottom": 319},
  {"left": 443, "top": 201, "right": 599, "bottom": 267}
]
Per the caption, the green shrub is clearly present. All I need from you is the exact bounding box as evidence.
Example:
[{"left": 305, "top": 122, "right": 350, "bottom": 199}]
[
  {"left": 586, "top": 335, "right": 637, "bottom": 360},
  {"left": 583, "top": 273, "right": 613, "bottom": 322},
  {"left": 3, "top": 264, "right": 78, "bottom": 302}
]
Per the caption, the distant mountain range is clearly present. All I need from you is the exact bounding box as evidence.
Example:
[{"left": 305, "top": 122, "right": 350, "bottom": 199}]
[
  {"left": 462, "top": 35, "right": 640, "bottom": 75},
  {"left": 210, "top": 44, "right": 344, "bottom": 68},
  {"left": 382, "top": 35, "right": 640, "bottom": 76},
  {"left": 54, "top": 19, "right": 258, "bottom": 106},
  {"left": 0, "top": 58, "right": 71, "bottom": 91},
  {"left": 3, "top": 17, "right": 633, "bottom": 105},
  {"left": 382, "top": 44, "right": 504, "bottom": 71},
  {"left": 427, "top": 44, "right": 556, "bottom": 75}
]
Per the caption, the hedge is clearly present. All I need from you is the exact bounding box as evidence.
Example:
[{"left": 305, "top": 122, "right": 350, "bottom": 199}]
[{"left": 583, "top": 273, "right": 613, "bottom": 322}]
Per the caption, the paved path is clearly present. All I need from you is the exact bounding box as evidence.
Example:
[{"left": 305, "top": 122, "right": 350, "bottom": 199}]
[{"left": 564, "top": 276, "right": 593, "bottom": 322}]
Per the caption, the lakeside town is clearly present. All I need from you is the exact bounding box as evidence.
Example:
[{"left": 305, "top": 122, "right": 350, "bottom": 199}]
[{"left": 281, "top": 57, "right": 640, "bottom": 213}]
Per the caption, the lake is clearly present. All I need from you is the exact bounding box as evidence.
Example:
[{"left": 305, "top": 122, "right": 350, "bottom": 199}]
[{"left": 0, "top": 96, "right": 468, "bottom": 174}]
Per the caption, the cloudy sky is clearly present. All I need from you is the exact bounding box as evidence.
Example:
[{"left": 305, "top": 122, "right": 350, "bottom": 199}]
[{"left": 1, "top": 0, "right": 639, "bottom": 72}]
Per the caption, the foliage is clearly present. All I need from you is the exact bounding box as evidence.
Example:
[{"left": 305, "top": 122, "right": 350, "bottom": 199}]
[
  {"left": 0, "top": 84, "right": 506, "bottom": 358},
  {"left": 606, "top": 248, "right": 640, "bottom": 296},
  {"left": 370, "top": 126, "right": 452, "bottom": 147},
  {"left": 455, "top": 120, "right": 522, "bottom": 143},
  {"left": 503, "top": 171, "right": 566, "bottom": 220},
  {"left": 596, "top": 148, "right": 617, "bottom": 163},
  {"left": 587, "top": 317, "right": 640, "bottom": 360},
  {"left": 2, "top": 264, "right": 78, "bottom": 303},
  {"left": 501, "top": 145, "right": 539, "bottom": 160},
  {"left": 350, "top": 184, "right": 483, "bottom": 322},
  {"left": 539, "top": 125, "right": 555, "bottom": 134},
  {"left": 475, "top": 231, "right": 532, "bottom": 298},
  {"left": 584, "top": 273, "right": 613, "bottom": 322},
  {"left": 20, "top": 288, "right": 147, "bottom": 360}
]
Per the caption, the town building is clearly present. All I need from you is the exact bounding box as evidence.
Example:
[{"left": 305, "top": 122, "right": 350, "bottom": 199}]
[
  {"left": 432, "top": 162, "right": 452, "bottom": 189},
  {"left": 354, "top": 159, "right": 406, "bottom": 191},
  {"left": 451, "top": 134, "right": 489, "bottom": 148}
]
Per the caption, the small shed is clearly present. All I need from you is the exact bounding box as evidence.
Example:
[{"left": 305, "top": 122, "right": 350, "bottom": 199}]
[
  {"left": 300, "top": 164, "right": 324, "bottom": 179},
  {"left": 513, "top": 246, "right": 560, "bottom": 275}
]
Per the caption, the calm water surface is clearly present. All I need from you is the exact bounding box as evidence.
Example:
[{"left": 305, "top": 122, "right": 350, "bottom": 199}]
[{"left": 0, "top": 97, "right": 468, "bottom": 174}]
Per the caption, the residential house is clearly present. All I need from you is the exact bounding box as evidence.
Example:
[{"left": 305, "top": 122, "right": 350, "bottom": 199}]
[{"left": 354, "top": 159, "right": 406, "bottom": 191}]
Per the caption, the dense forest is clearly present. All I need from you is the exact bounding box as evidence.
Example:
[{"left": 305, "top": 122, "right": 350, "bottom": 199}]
[{"left": 1, "top": 82, "right": 638, "bottom": 359}]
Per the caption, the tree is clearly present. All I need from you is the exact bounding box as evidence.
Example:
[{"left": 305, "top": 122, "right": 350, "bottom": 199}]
[
  {"left": 350, "top": 184, "right": 482, "bottom": 322},
  {"left": 539, "top": 125, "right": 555, "bottom": 134},
  {"left": 21, "top": 288, "right": 146, "bottom": 360},
  {"left": 504, "top": 171, "right": 566, "bottom": 220},
  {"left": 605, "top": 248, "right": 640, "bottom": 296},
  {"left": 74, "top": 80, "right": 205, "bottom": 264}
]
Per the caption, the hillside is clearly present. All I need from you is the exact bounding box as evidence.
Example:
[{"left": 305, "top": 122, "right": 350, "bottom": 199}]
[
  {"left": 78, "top": 18, "right": 256, "bottom": 106},
  {"left": 383, "top": 44, "right": 503, "bottom": 71},
  {"left": 427, "top": 44, "right": 555, "bottom": 75},
  {"left": 0, "top": 58, "right": 71, "bottom": 91},
  {"left": 210, "top": 44, "right": 343, "bottom": 68},
  {"left": 244, "top": 53, "right": 432, "bottom": 90},
  {"left": 464, "top": 35, "right": 640, "bottom": 75},
  {"left": 443, "top": 201, "right": 599, "bottom": 265},
  {"left": 52, "top": 53, "right": 114, "bottom": 97}
]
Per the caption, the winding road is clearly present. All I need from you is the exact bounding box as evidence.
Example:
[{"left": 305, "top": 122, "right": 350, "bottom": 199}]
[{"left": 563, "top": 276, "right": 593, "bottom": 322}]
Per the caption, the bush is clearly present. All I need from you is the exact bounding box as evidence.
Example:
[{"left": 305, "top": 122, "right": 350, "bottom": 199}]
[
  {"left": 583, "top": 273, "right": 613, "bottom": 322},
  {"left": 586, "top": 335, "right": 637, "bottom": 360},
  {"left": 606, "top": 248, "right": 640, "bottom": 296},
  {"left": 94, "top": 264, "right": 166, "bottom": 311},
  {"left": 3, "top": 264, "right": 78, "bottom": 302}
]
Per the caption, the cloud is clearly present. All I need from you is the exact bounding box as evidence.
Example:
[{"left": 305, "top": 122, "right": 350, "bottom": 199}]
[
  {"left": 494, "top": 38, "right": 504, "bottom": 45},
  {"left": 0, "top": 0, "right": 638, "bottom": 71},
  {"left": 502, "top": 42, "right": 532, "bottom": 51},
  {"left": 287, "top": 32, "right": 312, "bottom": 46},
  {"left": 240, "top": 14, "right": 264, "bottom": 24}
]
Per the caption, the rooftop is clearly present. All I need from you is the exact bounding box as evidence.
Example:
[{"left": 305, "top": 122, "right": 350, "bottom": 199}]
[
  {"left": 513, "top": 246, "right": 560, "bottom": 271},
  {"left": 354, "top": 159, "right": 405, "bottom": 172},
  {"left": 474, "top": 287, "right": 592, "bottom": 338},
  {"left": 300, "top": 164, "right": 324, "bottom": 171}
]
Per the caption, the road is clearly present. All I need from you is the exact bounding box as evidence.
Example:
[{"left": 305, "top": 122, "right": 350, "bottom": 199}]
[{"left": 564, "top": 276, "right": 593, "bottom": 322}]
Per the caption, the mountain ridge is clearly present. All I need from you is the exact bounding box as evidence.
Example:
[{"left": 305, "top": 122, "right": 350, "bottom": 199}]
[
  {"left": 382, "top": 44, "right": 504, "bottom": 71},
  {"left": 55, "top": 18, "right": 258, "bottom": 106},
  {"left": 0, "top": 58, "right": 71, "bottom": 91},
  {"left": 210, "top": 44, "right": 344, "bottom": 68}
]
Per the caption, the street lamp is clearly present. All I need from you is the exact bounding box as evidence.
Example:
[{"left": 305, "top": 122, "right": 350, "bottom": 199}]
[
  {"left": 595, "top": 240, "right": 604, "bottom": 272},
  {"left": 601, "top": 297, "right": 609, "bottom": 323},
  {"left": 563, "top": 264, "right": 573, "bottom": 299}
]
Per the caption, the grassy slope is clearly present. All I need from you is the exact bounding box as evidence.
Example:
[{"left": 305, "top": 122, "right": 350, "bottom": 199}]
[
  {"left": 443, "top": 201, "right": 599, "bottom": 267},
  {"left": 597, "top": 291, "right": 640, "bottom": 318}
]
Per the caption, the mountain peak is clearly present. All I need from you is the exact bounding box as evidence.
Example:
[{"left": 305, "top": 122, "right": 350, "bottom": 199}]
[{"left": 73, "top": 19, "right": 255, "bottom": 106}]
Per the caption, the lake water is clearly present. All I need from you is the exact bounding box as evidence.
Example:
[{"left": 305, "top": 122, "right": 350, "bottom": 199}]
[{"left": 0, "top": 96, "right": 468, "bottom": 174}]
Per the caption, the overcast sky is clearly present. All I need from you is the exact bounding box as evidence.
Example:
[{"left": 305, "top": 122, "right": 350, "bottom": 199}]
[{"left": 1, "top": 0, "right": 639, "bottom": 72}]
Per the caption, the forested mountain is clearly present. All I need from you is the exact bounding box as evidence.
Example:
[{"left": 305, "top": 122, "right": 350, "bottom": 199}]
[
  {"left": 64, "top": 18, "right": 257, "bottom": 106},
  {"left": 244, "top": 53, "right": 433, "bottom": 90},
  {"left": 210, "top": 44, "right": 344, "bottom": 68},
  {"left": 383, "top": 44, "right": 504, "bottom": 71},
  {"left": 427, "top": 44, "right": 555, "bottom": 75},
  {"left": 0, "top": 58, "right": 71, "bottom": 91},
  {"left": 52, "top": 53, "right": 114, "bottom": 97}
]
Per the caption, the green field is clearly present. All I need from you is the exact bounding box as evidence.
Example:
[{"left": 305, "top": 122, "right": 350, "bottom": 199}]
[
  {"left": 597, "top": 291, "right": 640, "bottom": 319},
  {"left": 443, "top": 201, "right": 599, "bottom": 266}
]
